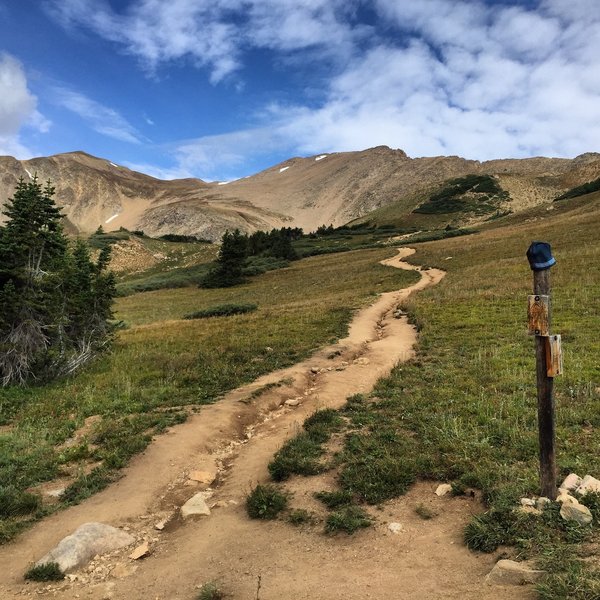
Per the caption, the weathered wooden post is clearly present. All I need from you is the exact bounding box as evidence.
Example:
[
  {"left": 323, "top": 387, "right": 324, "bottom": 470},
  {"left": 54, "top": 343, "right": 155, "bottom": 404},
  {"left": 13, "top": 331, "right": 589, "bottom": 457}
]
[{"left": 527, "top": 242, "right": 562, "bottom": 500}]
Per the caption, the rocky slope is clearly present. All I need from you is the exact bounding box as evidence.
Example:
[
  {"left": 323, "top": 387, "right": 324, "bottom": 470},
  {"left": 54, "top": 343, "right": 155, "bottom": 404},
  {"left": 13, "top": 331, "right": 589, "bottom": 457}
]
[{"left": 1, "top": 147, "right": 599, "bottom": 240}]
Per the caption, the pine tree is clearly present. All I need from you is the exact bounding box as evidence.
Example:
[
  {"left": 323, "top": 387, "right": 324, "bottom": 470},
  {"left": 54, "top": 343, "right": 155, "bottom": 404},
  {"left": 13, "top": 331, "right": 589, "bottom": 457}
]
[
  {"left": 0, "top": 177, "right": 115, "bottom": 385},
  {"left": 201, "top": 229, "right": 248, "bottom": 288}
]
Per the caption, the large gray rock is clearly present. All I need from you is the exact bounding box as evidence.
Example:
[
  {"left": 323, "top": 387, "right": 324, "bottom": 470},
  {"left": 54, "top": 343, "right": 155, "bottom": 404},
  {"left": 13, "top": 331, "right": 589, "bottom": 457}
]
[
  {"left": 560, "top": 502, "right": 593, "bottom": 526},
  {"left": 36, "top": 523, "right": 135, "bottom": 573},
  {"left": 181, "top": 491, "right": 212, "bottom": 518},
  {"left": 486, "top": 560, "right": 544, "bottom": 585}
]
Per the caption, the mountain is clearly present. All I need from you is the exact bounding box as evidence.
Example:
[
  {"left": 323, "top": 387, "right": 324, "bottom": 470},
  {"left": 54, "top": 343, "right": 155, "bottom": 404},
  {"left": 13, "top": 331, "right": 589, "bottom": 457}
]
[{"left": 1, "top": 148, "right": 600, "bottom": 240}]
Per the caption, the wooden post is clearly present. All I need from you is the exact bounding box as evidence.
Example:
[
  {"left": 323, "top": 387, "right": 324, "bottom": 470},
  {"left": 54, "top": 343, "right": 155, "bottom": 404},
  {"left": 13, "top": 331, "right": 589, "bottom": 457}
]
[{"left": 532, "top": 268, "right": 557, "bottom": 499}]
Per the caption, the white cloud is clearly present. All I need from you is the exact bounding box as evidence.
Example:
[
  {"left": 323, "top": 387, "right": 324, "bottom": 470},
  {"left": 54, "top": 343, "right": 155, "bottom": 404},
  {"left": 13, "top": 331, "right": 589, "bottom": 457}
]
[
  {"left": 121, "top": 161, "right": 193, "bottom": 180},
  {"left": 0, "top": 53, "right": 50, "bottom": 158},
  {"left": 51, "top": 87, "right": 143, "bottom": 144},
  {"left": 46, "top": 0, "right": 361, "bottom": 82}
]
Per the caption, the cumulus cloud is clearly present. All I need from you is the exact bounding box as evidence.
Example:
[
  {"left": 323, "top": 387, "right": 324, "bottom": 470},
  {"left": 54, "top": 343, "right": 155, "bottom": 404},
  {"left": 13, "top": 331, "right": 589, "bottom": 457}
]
[
  {"left": 0, "top": 53, "right": 50, "bottom": 157},
  {"left": 46, "top": 0, "right": 600, "bottom": 177},
  {"left": 51, "top": 87, "right": 143, "bottom": 144}
]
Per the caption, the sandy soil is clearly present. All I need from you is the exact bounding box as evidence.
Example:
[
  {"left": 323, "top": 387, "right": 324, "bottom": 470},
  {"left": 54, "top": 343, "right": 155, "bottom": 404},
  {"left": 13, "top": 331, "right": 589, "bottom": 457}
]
[{"left": 0, "top": 249, "right": 535, "bottom": 600}]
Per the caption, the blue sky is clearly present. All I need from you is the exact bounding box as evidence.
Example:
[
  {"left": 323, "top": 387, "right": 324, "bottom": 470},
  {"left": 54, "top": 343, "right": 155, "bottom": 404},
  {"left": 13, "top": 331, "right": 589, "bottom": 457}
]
[{"left": 0, "top": 0, "right": 599, "bottom": 182}]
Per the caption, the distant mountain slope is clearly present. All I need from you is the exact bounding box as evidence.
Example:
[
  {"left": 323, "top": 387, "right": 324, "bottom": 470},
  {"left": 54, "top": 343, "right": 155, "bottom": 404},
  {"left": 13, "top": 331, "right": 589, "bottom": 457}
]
[{"left": 1, "top": 148, "right": 600, "bottom": 240}]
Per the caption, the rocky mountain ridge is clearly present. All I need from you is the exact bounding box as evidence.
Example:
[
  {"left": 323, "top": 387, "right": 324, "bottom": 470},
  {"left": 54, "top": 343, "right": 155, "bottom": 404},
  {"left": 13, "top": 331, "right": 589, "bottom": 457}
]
[{"left": 1, "top": 147, "right": 599, "bottom": 240}]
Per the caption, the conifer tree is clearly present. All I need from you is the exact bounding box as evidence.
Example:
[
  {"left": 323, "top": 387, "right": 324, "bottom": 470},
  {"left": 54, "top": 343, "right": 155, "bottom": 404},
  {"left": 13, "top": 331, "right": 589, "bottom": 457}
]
[
  {"left": 0, "top": 177, "right": 115, "bottom": 385},
  {"left": 201, "top": 229, "right": 248, "bottom": 288}
]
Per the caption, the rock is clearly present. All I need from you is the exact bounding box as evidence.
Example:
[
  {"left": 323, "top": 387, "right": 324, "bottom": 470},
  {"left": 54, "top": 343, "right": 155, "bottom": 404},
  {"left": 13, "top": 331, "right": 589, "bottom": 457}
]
[
  {"left": 577, "top": 475, "right": 600, "bottom": 496},
  {"left": 435, "top": 484, "right": 452, "bottom": 497},
  {"left": 129, "top": 541, "right": 150, "bottom": 560},
  {"left": 285, "top": 399, "right": 300, "bottom": 407},
  {"left": 388, "top": 522, "right": 404, "bottom": 534},
  {"left": 517, "top": 506, "right": 542, "bottom": 516},
  {"left": 181, "top": 492, "right": 212, "bottom": 518},
  {"left": 560, "top": 473, "right": 582, "bottom": 492},
  {"left": 560, "top": 502, "right": 593, "bottom": 526},
  {"left": 520, "top": 498, "right": 536, "bottom": 507},
  {"left": 188, "top": 470, "right": 215, "bottom": 485},
  {"left": 486, "top": 560, "right": 544, "bottom": 586},
  {"left": 556, "top": 492, "right": 579, "bottom": 505},
  {"left": 354, "top": 357, "right": 370, "bottom": 366},
  {"left": 46, "top": 488, "right": 66, "bottom": 498},
  {"left": 35, "top": 523, "right": 135, "bottom": 573},
  {"left": 536, "top": 497, "right": 551, "bottom": 510},
  {"left": 310, "top": 366, "right": 319, "bottom": 374}
]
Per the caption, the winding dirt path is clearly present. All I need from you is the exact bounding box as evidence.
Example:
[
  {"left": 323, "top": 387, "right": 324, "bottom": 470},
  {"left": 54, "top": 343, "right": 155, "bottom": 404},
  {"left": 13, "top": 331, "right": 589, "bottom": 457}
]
[{"left": 0, "top": 249, "right": 533, "bottom": 600}]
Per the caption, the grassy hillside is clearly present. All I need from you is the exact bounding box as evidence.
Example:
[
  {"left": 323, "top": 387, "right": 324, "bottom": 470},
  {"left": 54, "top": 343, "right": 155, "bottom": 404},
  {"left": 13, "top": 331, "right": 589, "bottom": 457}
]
[
  {"left": 261, "top": 190, "right": 600, "bottom": 597},
  {"left": 0, "top": 247, "right": 419, "bottom": 543}
]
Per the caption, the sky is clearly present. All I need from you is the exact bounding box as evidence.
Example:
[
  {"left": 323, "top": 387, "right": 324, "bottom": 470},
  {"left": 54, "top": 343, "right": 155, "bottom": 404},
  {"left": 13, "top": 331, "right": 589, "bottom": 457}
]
[{"left": 0, "top": 0, "right": 599, "bottom": 182}]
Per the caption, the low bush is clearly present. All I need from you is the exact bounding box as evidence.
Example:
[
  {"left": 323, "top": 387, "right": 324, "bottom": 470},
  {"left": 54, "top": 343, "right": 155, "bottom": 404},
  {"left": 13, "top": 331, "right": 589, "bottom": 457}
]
[
  {"left": 246, "top": 484, "right": 288, "bottom": 519},
  {"left": 0, "top": 487, "right": 41, "bottom": 518},
  {"left": 268, "top": 433, "right": 327, "bottom": 481},
  {"left": 184, "top": 303, "right": 258, "bottom": 320},
  {"left": 24, "top": 562, "right": 64, "bottom": 582},
  {"left": 325, "top": 506, "right": 371, "bottom": 534}
]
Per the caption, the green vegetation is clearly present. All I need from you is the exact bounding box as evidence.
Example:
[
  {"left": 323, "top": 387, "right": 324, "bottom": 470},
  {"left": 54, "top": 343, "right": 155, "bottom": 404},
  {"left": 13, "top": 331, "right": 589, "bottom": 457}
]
[
  {"left": 268, "top": 408, "right": 343, "bottom": 480},
  {"left": 183, "top": 303, "right": 258, "bottom": 320},
  {"left": 287, "top": 508, "right": 315, "bottom": 526},
  {"left": 196, "top": 581, "right": 224, "bottom": 600},
  {"left": 555, "top": 177, "right": 600, "bottom": 201},
  {"left": 314, "top": 490, "right": 353, "bottom": 509},
  {"left": 24, "top": 562, "right": 64, "bottom": 582},
  {"left": 246, "top": 484, "right": 288, "bottom": 519},
  {"left": 0, "top": 486, "right": 41, "bottom": 518},
  {"left": 0, "top": 178, "right": 115, "bottom": 385},
  {"left": 325, "top": 505, "right": 372, "bottom": 534},
  {"left": 414, "top": 503, "right": 436, "bottom": 520},
  {"left": 117, "top": 263, "right": 212, "bottom": 296},
  {"left": 414, "top": 174, "right": 509, "bottom": 215}
]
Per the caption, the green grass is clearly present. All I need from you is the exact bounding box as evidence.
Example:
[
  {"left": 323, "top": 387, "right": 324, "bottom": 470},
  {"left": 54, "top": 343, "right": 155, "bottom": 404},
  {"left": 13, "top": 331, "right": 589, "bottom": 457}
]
[
  {"left": 246, "top": 484, "right": 288, "bottom": 520},
  {"left": 325, "top": 506, "right": 372, "bottom": 534},
  {"left": 24, "top": 562, "right": 64, "bottom": 582},
  {"left": 0, "top": 247, "right": 418, "bottom": 543},
  {"left": 183, "top": 303, "right": 258, "bottom": 319},
  {"left": 314, "top": 490, "right": 353, "bottom": 509},
  {"left": 196, "top": 581, "right": 224, "bottom": 600}
]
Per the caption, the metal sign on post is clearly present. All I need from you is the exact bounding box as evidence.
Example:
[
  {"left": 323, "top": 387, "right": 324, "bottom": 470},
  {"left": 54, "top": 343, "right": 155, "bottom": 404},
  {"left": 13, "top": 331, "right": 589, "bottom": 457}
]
[{"left": 526, "top": 241, "right": 561, "bottom": 500}]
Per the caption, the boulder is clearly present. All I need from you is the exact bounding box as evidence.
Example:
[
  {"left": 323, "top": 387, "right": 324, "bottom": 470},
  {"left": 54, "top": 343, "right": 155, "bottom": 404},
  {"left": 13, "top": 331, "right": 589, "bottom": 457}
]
[
  {"left": 388, "top": 522, "right": 404, "bottom": 534},
  {"left": 36, "top": 523, "right": 134, "bottom": 573},
  {"left": 188, "top": 470, "right": 216, "bottom": 485},
  {"left": 577, "top": 475, "right": 600, "bottom": 496},
  {"left": 486, "top": 560, "right": 544, "bottom": 586},
  {"left": 560, "top": 502, "right": 593, "bottom": 526},
  {"left": 559, "top": 473, "right": 582, "bottom": 492}
]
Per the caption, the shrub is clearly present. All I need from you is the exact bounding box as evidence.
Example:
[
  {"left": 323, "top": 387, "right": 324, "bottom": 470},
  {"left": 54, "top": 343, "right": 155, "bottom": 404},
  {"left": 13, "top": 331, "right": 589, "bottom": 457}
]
[
  {"left": 314, "top": 490, "right": 353, "bottom": 509},
  {"left": 246, "top": 484, "right": 288, "bottom": 519},
  {"left": 325, "top": 506, "right": 371, "bottom": 534},
  {"left": 24, "top": 562, "right": 64, "bottom": 582},
  {"left": 197, "top": 582, "right": 224, "bottom": 600},
  {"left": 183, "top": 303, "right": 258, "bottom": 320}
]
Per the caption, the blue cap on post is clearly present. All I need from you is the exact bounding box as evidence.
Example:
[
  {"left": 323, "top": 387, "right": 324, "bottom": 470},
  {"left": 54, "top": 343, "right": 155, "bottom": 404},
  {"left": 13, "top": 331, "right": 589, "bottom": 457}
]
[{"left": 527, "top": 241, "right": 556, "bottom": 271}]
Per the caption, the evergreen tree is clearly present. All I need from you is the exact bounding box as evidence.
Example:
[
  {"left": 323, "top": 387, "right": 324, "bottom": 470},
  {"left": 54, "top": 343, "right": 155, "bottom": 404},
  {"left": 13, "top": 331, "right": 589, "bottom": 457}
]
[
  {"left": 0, "top": 177, "right": 115, "bottom": 385},
  {"left": 201, "top": 229, "right": 248, "bottom": 288}
]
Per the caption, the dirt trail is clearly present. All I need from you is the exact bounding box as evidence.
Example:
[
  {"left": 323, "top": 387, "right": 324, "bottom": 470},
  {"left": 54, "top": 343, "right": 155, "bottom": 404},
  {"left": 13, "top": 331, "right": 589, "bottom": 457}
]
[{"left": 0, "top": 249, "right": 533, "bottom": 600}]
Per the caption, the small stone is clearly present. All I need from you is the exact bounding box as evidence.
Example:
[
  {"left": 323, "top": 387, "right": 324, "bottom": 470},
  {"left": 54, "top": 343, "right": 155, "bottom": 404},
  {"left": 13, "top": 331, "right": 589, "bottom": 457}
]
[
  {"left": 265, "top": 347, "right": 273, "bottom": 352},
  {"left": 388, "top": 522, "right": 404, "bottom": 534},
  {"left": 285, "top": 399, "right": 300, "bottom": 407},
  {"left": 181, "top": 492, "right": 212, "bottom": 518},
  {"left": 435, "top": 484, "right": 452, "bottom": 497},
  {"left": 560, "top": 473, "right": 582, "bottom": 492},
  {"left": 188, "top": 470, "right": 215, "bottom": 485},
  {"left": 46, "top": 488, "right": 66, "bottom": 498},
  {"left": 129, "top": 542, "right": 150, "bottom": 560},
  {"left": 560, "top": 502, "right": 593, "bottom": 526},
  {"left": 310, "top": 366, "right": 319, "bottom": 374},
  {"left": 486, "top": 560, "right": 544, "bottom": 586},
  {"left": 577, "top": 475, "right": 600, "bottom": 496},
  {"left": 520, "top": 498, "right": 536, "bottom": 507},
  {"left": 154, "top": 520, "right": 167, "bottom": 531},
  {"left": 354, "top": 358, "right": 370, "bottom": 366}
]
